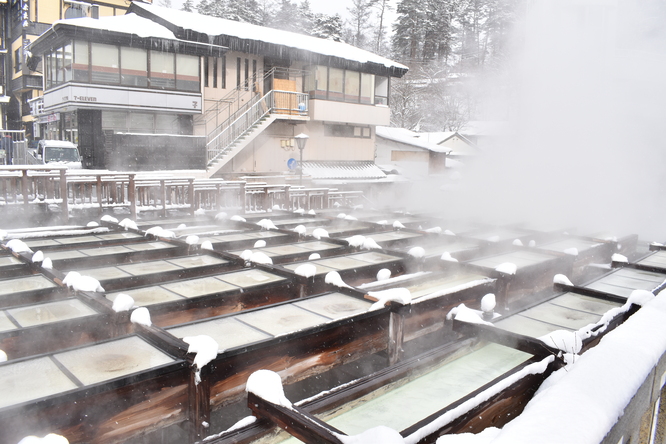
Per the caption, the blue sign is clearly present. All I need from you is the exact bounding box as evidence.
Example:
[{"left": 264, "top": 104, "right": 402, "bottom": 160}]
[{"left": 287, "top": 158, "right": 297, "bottom": 170}]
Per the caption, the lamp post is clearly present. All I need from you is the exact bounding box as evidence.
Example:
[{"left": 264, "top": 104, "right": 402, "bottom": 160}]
[{"left": 294, "top": 133, "right": 308, "bottom": 186}]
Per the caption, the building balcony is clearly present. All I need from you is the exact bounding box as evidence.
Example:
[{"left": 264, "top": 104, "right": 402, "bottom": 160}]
[{"left": 10, "top": 74, "right": 43, "bottom": 93}]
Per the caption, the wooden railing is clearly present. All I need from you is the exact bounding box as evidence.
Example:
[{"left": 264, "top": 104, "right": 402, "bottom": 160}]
[{"left": 0, "top": 167, "right": 365, "bottom": 223}]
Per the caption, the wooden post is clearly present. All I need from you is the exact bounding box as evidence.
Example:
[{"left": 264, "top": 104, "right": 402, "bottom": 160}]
[
  {"left": 160, "top": 179, "right": 167, "bottom": 217},
  {"left": 96, "top": 175, "right": 103, "bottom": 214},
  {"left": 264, "top": 186, "right": 270, "bottom": 212},
  {"left": 128, "top": 174, "right": 136, "bottom": 220},
  {"left": 59, "top": 169, "right": 68, "bottom": 224},
  {"left": 188, "top": 367, "right": 211, "bottom": 442},
  {"left": 323, "top": 189, "right": 329, "bottom": 209},
  {"left": 188, "top": 179, "right": 195, "bottom": 213},
  {"left": 239, "top": 181, "right": 246, "bottom": 214},
  {"left": 21, "top": 169, "right": 29, "bottom": 208},
  {"left": 284, "top": 185, "right": 291, "bottom": 210},
  {"left": 388, "top": 311, "right": 405, "bottom": 366}
]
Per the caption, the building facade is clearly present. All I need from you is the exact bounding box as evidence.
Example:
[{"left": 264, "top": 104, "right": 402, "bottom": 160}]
[
  {"left": 30, "top": 3, "right": 408, "bottom": 175},
  {"left": 0, "top": 0, "right": 138, "bottom": 136}
]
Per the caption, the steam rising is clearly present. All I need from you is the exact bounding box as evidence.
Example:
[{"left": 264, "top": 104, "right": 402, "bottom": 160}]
[{"left": 393, "top": 1, "right": 666, "bottom": 241}]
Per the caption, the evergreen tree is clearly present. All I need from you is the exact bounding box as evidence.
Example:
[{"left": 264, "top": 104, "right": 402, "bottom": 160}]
[
  {"left": 297, "top": 0, "right": 315, "bottom": 34},
  {"left": 197, "top": 0, "right": 225, "bottom": 18},
  {"left": 182, "top": 0, "right": 195, "bottom": 12},
  {"left": 271, "top": 0, "right": 302, "bottom": 33},
  {"left": 372, "top": 0, "right": 392, "bottom": 55},
  {"left": 222, "top": 0, "right": 261, "bottom": 24},
  {"left": 392, "top": 0, "right": 424, "bottom": 62},
  {"left": 311, "top": 13, "right": 343, "bottom": 41}
]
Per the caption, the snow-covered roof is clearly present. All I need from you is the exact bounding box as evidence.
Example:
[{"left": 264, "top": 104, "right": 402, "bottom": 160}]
[
  {"left": 301, "top": 161, "right": 387, "bottom": 180},
  {"left": 40, "top": 140, "right": 78, "bottom": 148},
  {"left": 376, "top": 126, "right": 451, "bottom": 154},
  {"left": 51, "top": 13, "right": 177, "bottom": 40},
  {"left": 129, "top": 2, "right": 408, "bottom": 76},
  {"left": 414, "top": 132, "right": 458, "bottom": 145}
]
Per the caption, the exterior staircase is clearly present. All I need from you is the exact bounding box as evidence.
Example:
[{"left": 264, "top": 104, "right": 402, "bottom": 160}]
[{"left": 201, "top": 68, "right": 310, "bottom": 178}]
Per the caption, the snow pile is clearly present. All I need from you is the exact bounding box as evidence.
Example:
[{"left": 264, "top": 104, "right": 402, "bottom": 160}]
[
  {"left": 119, "top": 218, "right": 138, "bottom": 231},
  {"left": 293, "top": 225, "right": 307, "bottom": 235},
  {"left": 408, "top": 246, "right": 425, "bottom": 258},
  {"left": 337, "top": 213, "right": 346, "bottom": 219},
  {"left": 86, "top": 221, "right": 99, "bottom": 227},
  {"left": 312, "top": 228, "right": 329, "bottom": 239},
  {"left": 362, "top": 237, "right": 382, "bottom": 250},
  {"left": 62, "top": 271, "right": 104, "bottom": 292},
  {"left": 0, "top": 230, "right": 5, "bottom": 241},
  {"left": 257, "top": 219, "right": 278, "bottom": 230},
  {"left": 17, "top": 434, "right": 69, "bottom": 444},
  {"left": 101, "top": 215, "right": 119, "bottom": 223},
  {"left": 377, "top": 268, "right": 391, "bottom": 281},
  {"left": 611, "top": 253, "right": 628, "bottom": 263},
  {"left": 346, "top": 235, "right": 365, "bottom": 248},
  {"left": 444, "top": 230, "right": 456, "bottom": 236},
  {"left": 512, "top": 239, "right": 524, "bottom": 247},
  {"left": 249, "top": 252, "right": 273, "bottom": 265},
  {"left": 32, "top": 251, "right": 44, "bottom": 263},
  {"left": 130, "top": 307, "right": 152, "bottom": 326},
  {"left": 194, "top": 208, "right": 206, "bottom": 217},
  {"left": 294, "top": 208, "right": 305, "bottom": 215},
  {"left": 254, "top": 240, "right": 267, "bottom": 248},
  {"left": 488, "top": 290, "right": 666, "bottom": 444},
  {"left": 112, "top": 294, "right": 135, "bottom": 312},
  {"left": 240, "top": 250, "right": 253, "bottom": 261},
  {"left": 186, "top": 235, "right": 199, "bottom": 245},
  {"left": 205, "top": 416, "right": 258, "bottom": 441},
  {"left": 487, "top": 235, "right": 500, "bottom": 243},
  {"left": 376, "top": 220, "right": 388, "bottom": 226},
  {"left": 215, "top": 212, "right": 228, "bottom": 221},
  {"left": 553, "top": 274, "right": 573, "bottom": 286},
  {"left": 230, "top": 215, "right": 246, "bottom": 222},
  {"left": 42, "top": 258, "right": 53, "bottom": 269},
  {"left": 435, "top": 427, "right": 500, "bottom": 444},
  {"left": 0, "top": 349, "right": 6, "bottom": 362},
  {"left": 308, "top": 210, "right": 316, "bottom": 215},
  {"left": 368, "top": 288, "right": 412, "bottom": 310},
  {"left": 246, "top": 370, "right": 292, "bottom": 409},
  {"left": 6, "top": 239, "right": 32, "bottom": 253},
  {"left": 337, "top": 425, "right": 405, "bottom": 444},
  {"left": 425, "top": 227, "right": 442, "bottom": 234},
  {"left": 201, "top": 241, "right": 214, "bottom": 251},
  {"left": 528, "top": 240, "right": 536, "bottom": 247},
  {"left": 563, "top": 248, "right": 579, "bottom": 256},
  {"left": 183, "top": 335, "right": 219, "bottom": 384},
  {"left": 145, "top": 226, "right": 175, "bottom": 238},
  {"left": 309, "top": 253, "right": 321, "bottom": 260},
  {"left": 294, "top": 263, "right": 317, "bottom": 278},
  {"left": 344, "top": 215, "right": 358, "bottom": 221},
  {"left": 393, "top": 220, "right": 405, "bottom": 229},
  {"left": 177, "top": 224, "right": 187, "bottom": 230},
  {"left": 325, "top": 271, "right": 351, "bottom": 288},
  {"left": 440, "top": 252, "right": 458, "bottom": 262},
  {"left": 481, "top": 293, "right": 496, "bottom": 313},
  {"left": 446, "top": 304, "right": 493, "bottom": 326},
  {"left": 495, "top": 262, "right": 517, "bottom": 275}
]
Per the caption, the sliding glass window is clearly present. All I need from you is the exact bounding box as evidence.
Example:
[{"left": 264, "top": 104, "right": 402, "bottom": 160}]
[
  {"left": 176, "top": 54, "right": 199, "bottom": 92},
  {"left": 91, "top": 43, "right": 120, "bottom": 84},
  {"left": 72, "top": 41, "right": 89, "bottom": 82},
  {"left": 121, "top": 47, "right": 148, "bottom": 87}
]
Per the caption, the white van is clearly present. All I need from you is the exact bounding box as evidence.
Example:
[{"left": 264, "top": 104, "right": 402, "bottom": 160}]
[{"left": 33, "top": 140, "right": 82, "bottom": 169}]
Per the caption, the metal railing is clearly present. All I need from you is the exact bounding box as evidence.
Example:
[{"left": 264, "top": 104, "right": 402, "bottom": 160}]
[{"left": 206, "top": 90, "right": 309, "bottom": 165}]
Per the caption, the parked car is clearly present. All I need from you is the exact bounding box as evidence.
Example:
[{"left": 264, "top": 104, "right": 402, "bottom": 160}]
[{"left": 29, "top": 140, "right": 82, "bottom": 169}]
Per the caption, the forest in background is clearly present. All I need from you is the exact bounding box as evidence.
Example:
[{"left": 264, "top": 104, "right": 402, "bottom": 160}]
[{"left": 166, "top": 0, "right": 520, "bottom": 132}]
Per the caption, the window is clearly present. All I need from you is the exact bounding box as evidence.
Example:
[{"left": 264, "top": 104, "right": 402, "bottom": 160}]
[
  {"left": 304, "top": 66, "right": 375, "bottom": 104},
  {"left": 236, "top": 57, "right": 241, "bottom": 88},
  {"left": 360, "top": 73, "right": 374, "bottom": 104},
  {"left": 149, "top": 51, "right": 175, "bottom": 89},
  {"left": 55, "top": 47, "right": 64, "bottom": 84},
  {"left": 324, "top": 124, "right": 371, "bottom": 138},
  {"left": 252, "top": 59, "right": 257, "bottom": 88},
  {"left": 121, "top": 47, "right": 148, "bottom": 87},
  {"left": 73, "top": 41, "right": 89, "bottom": 82},
  {"left": 220, "top": 56, "right": 226, "bottom": 89},
  {"left": 14, "top": 48, "right": 21, "bottom": 73},
  {"left": 212, "top": 57, "right": 217, "bottom": 88},
  {"left": 375, "top": 76, "right": 389, "bottom": 105},
  {"left": 63, "top": 44, "right": 73, "bottom": 82},
  {"left": 203, "top": 56, "right": 209, "bottom": 87},
  {"left": 176, "top": 54, "right": 199, "bottom": 92},
  {"left": 244, "top": 58, "right": 249, "bottom": 90},
  {"left": 345, "top": 70, "right": 360, "bottom": 102},
  {"left": 91, "top": 43, "right": 119, "bottom": 84},
  {"left": 328, "top": 67, "right": 344, "bottom": 100}
]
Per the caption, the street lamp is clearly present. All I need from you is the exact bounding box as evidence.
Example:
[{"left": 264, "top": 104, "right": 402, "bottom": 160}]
[{"left": 294, "top": 133, "right": 309, "bottom": 186}]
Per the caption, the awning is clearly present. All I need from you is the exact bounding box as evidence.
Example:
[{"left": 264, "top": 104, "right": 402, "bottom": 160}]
[{"left": 300, "top": 161, "right": 387, "bottom": 180}]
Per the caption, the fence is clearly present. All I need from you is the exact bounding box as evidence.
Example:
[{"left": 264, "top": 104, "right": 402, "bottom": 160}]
[
  {"left": 0, "top": 130, "right": 27, "bottom": 166},
  {"left": 0, "top": 167, "right": 365, "bottom": 223}
]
